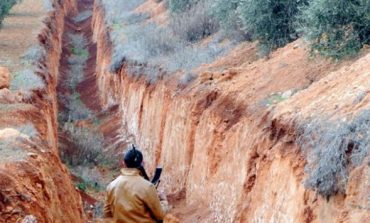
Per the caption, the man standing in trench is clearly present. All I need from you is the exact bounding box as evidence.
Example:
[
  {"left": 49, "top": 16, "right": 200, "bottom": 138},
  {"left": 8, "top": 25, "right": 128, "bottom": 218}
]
[{"left": 103, "top": 145, "right": 167, "bottom": 223}]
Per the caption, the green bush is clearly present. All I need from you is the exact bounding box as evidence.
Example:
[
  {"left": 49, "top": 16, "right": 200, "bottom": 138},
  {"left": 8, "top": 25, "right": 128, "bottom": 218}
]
[
  {"left": 297, "top": 0, "right": 370, "bottom": 59},
  {"left": 211, "top": 0, "right": 240, "bottom": 29},
  {"left": 239, "top": 0, "right": 308, "bottom": 54},
  {"left": 211, "top": 0, "right": 249, "bottom": 41},
  {"left": 0, "top": 0, "right": 18, "bottom": 26},
  {"left": 167, "top": 0, "right": 199, "bottom": 13}
]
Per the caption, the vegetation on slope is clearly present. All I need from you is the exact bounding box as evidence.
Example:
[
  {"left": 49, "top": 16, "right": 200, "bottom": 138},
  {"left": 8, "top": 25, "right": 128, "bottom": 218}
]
[
  {"left": 101, "top": 0, "right": 370, "bottom": 82},
  {"left": 211, "top": 0, "right": 369, "bottom": 57},
  {"left": 239, "top": 0, "right": 308, "bottom": 55},
  {"left": 167, "top": 0, "right": 199, "bottom": 13},
  {"left": 298, "top": 0, "right": 370, "bottom": 59},
  {"left": 99, "top": 0, "right": 236, "bottom": 83},
  {"left": 0, "top": 0, "right": 18, "bottom": 26},
  {"left": 299, "top": 110, "right": 370, "bottom": 197}
]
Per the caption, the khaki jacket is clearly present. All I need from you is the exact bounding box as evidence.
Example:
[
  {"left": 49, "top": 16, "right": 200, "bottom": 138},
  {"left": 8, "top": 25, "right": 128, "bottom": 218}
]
[{"left": 103, "top": 168, "right": 165, "bottom": 223}]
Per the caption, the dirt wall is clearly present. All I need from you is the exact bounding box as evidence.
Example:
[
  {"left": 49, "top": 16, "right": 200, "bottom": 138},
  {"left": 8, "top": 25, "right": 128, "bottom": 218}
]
[
  {"left": 0, "top": 0, "right": 86, "bottom": 222},
  {"left": 92, "top": 2, "right": 370, "bottom": 222}
]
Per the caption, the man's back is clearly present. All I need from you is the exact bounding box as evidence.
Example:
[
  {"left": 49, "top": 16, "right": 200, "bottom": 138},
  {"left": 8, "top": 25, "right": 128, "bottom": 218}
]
[{"left": 104, "top": 168, "right": 165, "bottom": 223}]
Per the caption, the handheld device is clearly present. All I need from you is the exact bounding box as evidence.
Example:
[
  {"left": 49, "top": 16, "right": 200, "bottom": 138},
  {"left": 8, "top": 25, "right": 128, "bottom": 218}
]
[{"left": 151, "top": 167, "right": 162, "bottom": 186}]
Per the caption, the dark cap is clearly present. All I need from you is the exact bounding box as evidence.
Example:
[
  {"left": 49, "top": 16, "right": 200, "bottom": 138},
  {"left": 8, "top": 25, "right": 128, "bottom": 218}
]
[{"left": 123, "top": 144, "right": 143, "bottom": 168}]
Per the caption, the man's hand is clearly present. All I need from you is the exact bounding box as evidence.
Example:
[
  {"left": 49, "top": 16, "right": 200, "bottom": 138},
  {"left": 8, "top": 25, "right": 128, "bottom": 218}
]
[
  {"left": 157, "top": 189, "right": 167, "bottom": 201},
  {"left": 157, "top": 189, "right": 169, "bottom": 213}
]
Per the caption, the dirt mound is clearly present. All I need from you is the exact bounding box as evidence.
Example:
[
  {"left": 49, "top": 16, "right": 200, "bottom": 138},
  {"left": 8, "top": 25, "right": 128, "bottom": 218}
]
[
  {"left": 0, "top": 67, "right": 10, "bottom": 89},
  {"left": 0, "top": 0, "right": 85, "bottom": 222}
]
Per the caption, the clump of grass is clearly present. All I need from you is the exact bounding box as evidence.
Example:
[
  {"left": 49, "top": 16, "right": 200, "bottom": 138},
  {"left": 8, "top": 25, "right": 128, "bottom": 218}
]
[
  {"left": 68, "top": 33, "right": 88, "bottom": 49},
  {"left": 66, "top": 92, "right": 92, "bottom": 121},
  {"left": 58, "top": 33, "right": 91, "bottom": 122},
  {"left": 15, "top": 123, "right": 38, "bottom": 138},
  {"left": 60, "top": 123, "right": 120, "bottom": 196},
  {"left": 73, "top": 166, "right": 104, "bottom": 192},
  {"left": 111, "top": 21, "right": 231, "bottom": 82},
  {"left": 58, "top": 93, "right": 91, "bottom": 122},
  {"left": 21, "top": 45, "right": 46, "bottom": 63},
  {"left": 61, "top": 123, "right": 105, "bottom": 166},
  {"left": 178, "top": 72, "right": 196, "bottom": 86},
  {"left": 67, "top": 63, "right": 85, "bottom": 88},
  {"left": 10, "top": 44, "right": 47, "bottom": 95},
  {"left": 99, "top": 0, "right": 236, "bottom": 83},
  {"left": 71, "top": 48, "right": 89, "bottom": 57},
  {"left": 43, "top": 0, "right": 53, "bottom": 12},
  {"left": 0, "top": 123, "right": 39, "bottom": 163},
  {"left": 73, "top": 10, "right": 93, "bottom": 23},
  {"left": 10, "top": 69, "right": 45, "bottom": 91},
  {"left": 169, "top": 1, "right": 219, "bottom": 43},
  {"left": 298, "top": 110, "right": 370, "bottom": 198}
]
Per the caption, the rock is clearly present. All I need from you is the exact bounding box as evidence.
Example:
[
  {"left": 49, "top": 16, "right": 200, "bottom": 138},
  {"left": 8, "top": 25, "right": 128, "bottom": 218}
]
[
  {"left": 282, "top": 90, "right": 293, "bottom": 99},
  {"left": 0, "top": 67, "right": 10, "bottom": 89},
  {"left": 28, "top": 153, "right": 39, "bottom": 159},
  {"left": 11, "top": 207, "right": 22, "bottom": 214},
  {"left": 22, "top": 215, "right": 38, "bottom": 223},
  {"left": 5, "top": 205, "right": 14, "bottom": 213},
  {"left": 164, "top": 214, "right": 181, "bottom": 223},
  {"left": 0, "top": 88, "right": 23, "bottom": 103},
  {"left": 0, "top": 88, "right": 16, "bottom": 103}
]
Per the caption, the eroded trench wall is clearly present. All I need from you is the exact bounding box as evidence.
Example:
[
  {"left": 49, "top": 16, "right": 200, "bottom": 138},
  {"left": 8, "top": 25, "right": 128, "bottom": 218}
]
[
  {"left": 0, "top": 0, "right": 86, "bottom": 222},
  {"left": 92, "top": 3, "right": 369, "bottom": 223}
]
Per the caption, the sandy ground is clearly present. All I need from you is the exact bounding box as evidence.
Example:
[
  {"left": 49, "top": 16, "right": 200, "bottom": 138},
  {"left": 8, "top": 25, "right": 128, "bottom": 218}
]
[{"left": 0, "top": 0, "right": 46, "bottom": 73}]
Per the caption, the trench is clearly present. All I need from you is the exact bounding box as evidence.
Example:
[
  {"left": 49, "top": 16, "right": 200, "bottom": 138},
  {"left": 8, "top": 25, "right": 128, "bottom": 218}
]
[
  {"left": 54, "top": 0, "right": 181, "bottom": 221},
  {"left": 2, "top": 0, "right": 368, "bottom": 222},
  {"left": 56, "top": 0, "right": 119, "bottom": 220}
]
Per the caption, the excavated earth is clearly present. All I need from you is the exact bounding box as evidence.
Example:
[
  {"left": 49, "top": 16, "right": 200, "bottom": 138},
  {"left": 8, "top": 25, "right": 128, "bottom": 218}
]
[
  {"left": 0, "top": 0, "right": 85, "bottom": 222},
  {"left": 0, "top": 0, "right": 369, "bottom": 222}
]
